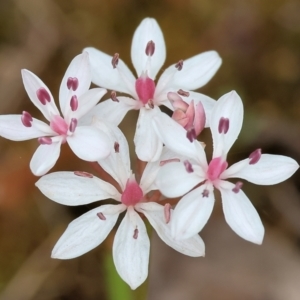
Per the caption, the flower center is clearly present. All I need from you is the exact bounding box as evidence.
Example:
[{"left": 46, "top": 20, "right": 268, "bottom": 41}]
[
  {"left": 50, "top": 115, "right": 68, "bottom": 136},
  {"left": 207, "top": 157, "right": 228, "bottom": 182},
  {"left": 135, "top": 73, "right": 156, "bottom": 105},
  {"left": 121, "top": 177, "right": 143, "bottom": 206}
]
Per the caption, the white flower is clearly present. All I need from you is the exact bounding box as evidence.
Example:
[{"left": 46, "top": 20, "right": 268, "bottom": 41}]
[
  {"left": 0, "top": 52, "right": 111, "bottom": 176},
  {"left": 36, "top": 122, "right": 204, "bottom": 290},
  {"left": 82, "top": 18, "right": 222, "bottom": 161},
  {"left": 154, "top": 91, "right": 299, "bottom": 244}
]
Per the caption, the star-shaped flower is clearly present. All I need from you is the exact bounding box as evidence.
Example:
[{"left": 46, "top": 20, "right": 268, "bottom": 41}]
[
  {"left": 36, "top": 121, "right": 204, "bottom": 290},
  {"left": 82, "top": 18, "right": 221, "bottom": 161},
  {"left": 0, "top": 52, "right": 111, "bottom": 175},
  {"left": 154, "top": 91, "right": 299, "bottom": 244}
]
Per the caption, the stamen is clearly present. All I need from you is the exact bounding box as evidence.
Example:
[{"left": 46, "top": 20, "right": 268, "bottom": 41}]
[
  {"left": 114, "top": 142, "right": 119, "bottom": 153},
  {"left": 175, "top": 60, "right": 184, "bottom": 71},
  {"left": 111, "top": 53, "right": 119, "bottom": 69},
  {"left": 133, "top": 228, "right": 139, "bottom": 239},
  {"left": 249, "top": 148, "right": 262, "bottom": 165},
  {"left": 202, "top": 189, "right": 209, "bottom": 197},
  {"left": 177, "top": 89, "right": 190, "bottom": 97},
  {"left": 186, "top": 128, "right": 197, "bottom": 142},
  {"left": 232, "top": 181, "right": 243, "bottom": 193},
  {"left": 69, "top": 118, "right": 77, "bottom": 133},
  {"left": 218, "top": 117, "right": 230, "bottom": 134},
  {"left": 38, "top": 137, "right": 52, "bottom": 145},
  {"left": 159, "top": 158, "right": 180, "bottom": 166},
  {"left": 74, "top": 171, "right": 94, "bottom": 178},
  {"left": 184, "top": 160, "right": 194, "bottom": 173},
  {"left": 21, "top": 111, "right": 33, "bottom": 127},
  {"left": 145, "top": 40, "right": 155, "bottom": 56},
  {"left": 164, "top": 203, "right": 171, "bottom": 224},
  {"left": 110, "top": 91, "right": 119, "bottom": 102},
  {"left": 36, "top": 88, "right": 51, "bottom": 105},
  {"left": 97, "top": 212, "right": 106, "bottom": 220},
  {"left": 67, "top": 77, "right": 79, "bottom": 91},
  {"left": 70, "top": 95, "right": 78, "bottom": 111},
  {"left": 148, "top": 99, "right": 154, "bottom": 109}
]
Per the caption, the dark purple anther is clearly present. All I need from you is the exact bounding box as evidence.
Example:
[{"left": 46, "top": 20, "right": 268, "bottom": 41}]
[
  {"left": 232, "top": 181, "right": 243, "bottom": 193},
  {"left": 70, "top": 95, "right": 78, "bottom": 111},
  {"left": 38, "top": 137, "right": 52, "bottom": 145},
  {"left": 97, "top": 212, "right": 106, "bottom": 220},
  {"left": 164, "top": 203, "right": 171, "bottom": 224},
  {"left": 186, "top": 128, "right": 197, "bottom": 142},
  {"left": 36, "top": 88, "right": 51, "bottom": 105},
  {"left": 21, "top": 111, "right": 33, "bottom": 127},
  {"left": 69, "top": 118, "right": 77, "bottom": 133},
  {"left": 249, "top": 148, "right": 262, "bottom": 165},
  {"left": 218, "top": 117, "right": 230, "bottom": 134},
  {"left": 148, "top": 99, "right": 154, "bottom": 109},
  {"left": 114, "top": 142, "right": 120, "bottom": 153},
  {"left": 175, "top": 60, "right": 184, "bottom": 71},
  {"left": 202, "top": 189, "right": 209, "bottom": 198},
  {"left": 177, "top": 89, "right": 190, "bottom": 97},
  {"left": 74, "top": 171, "right": 94, "bottom": 178},
  {"left": 67, "top": 77, "right": 79, "bottom": 91},
  {"left": 111, "top": 91, "right": 119, "bottom": 102},
  {"left": 184, "top": 160, "right": 194, "bottom": 173},
  {"left": 133, "top": 228, "right": 139, "bottom": 239},
  {"left": 111, "top": 53, "right": 119, "bottom": 69},
  {"left": 145, "top": 40, "right": 155, "bottom": 56}
]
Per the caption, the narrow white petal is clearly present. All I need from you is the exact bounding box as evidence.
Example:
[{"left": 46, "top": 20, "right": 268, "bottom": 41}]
[
  {"left": 113, "top": 208, "right": 150, "bottom": 290},
  {"left": 21, "top": 69, "right": 59, "bottom": 121},
  {"left": 0, "top": 115, "right": 52, "bottom": 141},
  {"left": 223, "top": 154, "right": 299, "bottom": 185},
  {"left": 210, "top": 91, "right": 243, "bottom": 159},
  {"left": 171, "top": 185, "right": 215, "bottom": 240},
  {"left": 156, "top": 51, "right": 221, "bottom": 93},
  {"left": 36, "top": 171, "right": 120, "bottom": 205},
  {"left": 78, "top": 97, "right": 137, "bottom": 127},
  {"left": 134, "top": 107, "right": 163, "bottom": 162},
  {"left": 219, "top": 181, "right": 264, "bottom": 244},
  {"left": 72, "top": 88, "right": 107, "bottom": 120},
  {"left": 156, "top": 162, "right": 204, "bottom": 198},
  {"left": 67, "top": 126, "right": 110, "bottom": 161},
  {"left": 59, "top": 52, "right": 92, "bottom": 116},
  {"left": 131, "top": 18, "right": 166, "bottom": 79},
  {"left": 52, "top": 205, "right": 120, "bottom": 259},
  {"left": 84, "top": 47, "right": 137, "bottom": 97},
  {"left": 30, "top": 141, "right": 61, "bottom": 176},
  {"left": 137, "top": 202, "right": 205, "bottom": 257}
]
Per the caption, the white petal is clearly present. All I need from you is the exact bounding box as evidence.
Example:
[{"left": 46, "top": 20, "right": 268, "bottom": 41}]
[
  {"left": 137, "top": 202, "right": 205, "bottom": 257},
  {"left": 113, "top": 208, "right": 150, "bottom": 290},
  {"left": 78, "top": 97, "right": 137, "bottom": 127},
  {"left": 156, "top": 51, "right": 221, "bottom": 93},
  {"left": 84, "top": 47, "right": 137, "bottom": 97},
  {"left": 67, "top": 126, "right": 110, "bottom": 161},
  {"left": 36, "top": 171, "right": 120, "bottom": 205},
  {"left": 223, "top": 154, "right": 299, "bottom": 185},
  {"left": 59, "top": 52, "right": 92, "bottom": 116},
  {"left": 131, "top": 18, "right": 166, "bottom": 79},
  {"left": 171, "top": 185, "right": 215, "bottom": 240},
  {"left": 134, "top": 107, "right": 163, "bottom": 162},
  {"left": 219, "top": 181, "right": 264, "bottom": 244},
  {"left": 72, "top": 88, "right": 107, "bottom": 120},
  {"left": 94, "top": 119, "right": 131, "bottom": 190},
  {"left": 0, "top": 115, "right": 52, "bottom": 141},
  {"left": 52, "top": 205, "right": 120, "bottom": 259},
  {"left": 210, "top": 91, "right": 243, "bottom": 159},
  {"left": 30, "top": 141, "right": 62, "bottom": 176},
  {"left": 156, "top": 162, "right": 204, "bottom": 198},
  {"left": 21, "top": 69, "right": 60, "bottom": 121}
]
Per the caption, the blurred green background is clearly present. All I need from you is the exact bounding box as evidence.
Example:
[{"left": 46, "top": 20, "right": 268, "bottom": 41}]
[{"left": 0, "top": 0, "right": 300, "bottom": 299}]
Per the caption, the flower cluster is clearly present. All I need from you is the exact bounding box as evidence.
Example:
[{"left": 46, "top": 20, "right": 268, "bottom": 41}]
[{"left": 0, "top": 18, "right": 298, "bottom": 290}]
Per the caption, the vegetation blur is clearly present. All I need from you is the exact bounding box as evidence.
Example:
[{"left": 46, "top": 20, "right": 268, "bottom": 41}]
[{"left": 0, "top": 0, "right": 300, "bottom": 299}]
